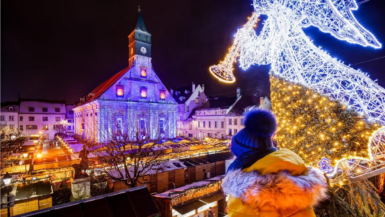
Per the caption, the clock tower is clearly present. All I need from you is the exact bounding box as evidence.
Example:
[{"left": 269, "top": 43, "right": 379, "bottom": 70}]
[{"left": 128, "top": 4, "right": 152, "bottom": 68}]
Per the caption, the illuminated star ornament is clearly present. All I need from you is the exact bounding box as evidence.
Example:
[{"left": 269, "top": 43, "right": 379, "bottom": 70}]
[{"left": 210, "top": 0, "right": 385, "bottom": 182}]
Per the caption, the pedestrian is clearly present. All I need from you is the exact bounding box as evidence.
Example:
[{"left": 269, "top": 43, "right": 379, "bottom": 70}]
[
  {"left": 222, "top": 109, "right": 327, "bottom": 217},
  {"left": 207, "top": 207, "right": 214, "bottom": 217}
]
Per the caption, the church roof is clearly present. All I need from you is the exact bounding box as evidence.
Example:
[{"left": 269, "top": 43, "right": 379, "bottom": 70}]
[
  {"left": 135, "top": 4, "right": 148, "bottom": 33},
  {"left": 77, "top": 67, "right": 129, "bottom": 106}
]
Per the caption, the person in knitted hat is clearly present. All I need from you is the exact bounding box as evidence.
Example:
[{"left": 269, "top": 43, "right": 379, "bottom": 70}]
[{"left": 222, "top": 109, "right": 327, "bottom": 217}]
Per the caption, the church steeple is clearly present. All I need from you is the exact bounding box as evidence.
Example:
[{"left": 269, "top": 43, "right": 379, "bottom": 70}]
[
  {"left": 128, "top": 3, "right": 152, "bottom": 67},
  {"left": 135, "top": 4, "right": 148, "bottom": 32}
]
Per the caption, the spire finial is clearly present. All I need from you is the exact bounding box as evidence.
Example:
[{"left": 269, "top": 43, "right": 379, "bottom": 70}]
[{"left": 138, "top": 1, "right": 141, "bottom": 12}]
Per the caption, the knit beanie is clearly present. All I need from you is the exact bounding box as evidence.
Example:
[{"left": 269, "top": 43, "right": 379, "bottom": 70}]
[{"left": 230, "top": 109, "right": 277, "bottom": 157}]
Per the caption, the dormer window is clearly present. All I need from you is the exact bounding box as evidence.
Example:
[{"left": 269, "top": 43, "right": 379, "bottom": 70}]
[
  {"left": 116, "top": 85, "right": 124, "bottom": 97},
  {"left": 140, "top": 87, "right": 147, "bottom": 98},
  {"left": 175, "top": 91, "right": 180, "bottom": 96},
  {"left": 185, "top": 90, "right": 190, "bottom": 94},
  {"left": 55, "top": 108, "right": 60, "bottom": 112},
  {"left": 8, "top": 107, "right": 14, "bottom": 112},
  {"left": 160, "top": 90, "right": 166, "bottom": 100},
  {"left": 42, "top": 107, "right": 48, "bottom": 112},
  {"left": 140, "top": 67, "right": 147, "bottom": 78},
  {"left": 28, "top": 107, "right": 35, "bottom": 112}
]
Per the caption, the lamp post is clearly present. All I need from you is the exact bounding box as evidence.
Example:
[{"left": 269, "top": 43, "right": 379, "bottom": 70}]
[{"left": 3, "top": 172, "right": 12, "bottom": 217}]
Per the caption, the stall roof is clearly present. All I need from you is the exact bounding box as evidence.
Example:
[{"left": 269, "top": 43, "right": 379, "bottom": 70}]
[
  {"left": 18, "top": 185, "right": 159, "bottom": 217},
  {"left": 173, "top": 200, "right": 206, "bottom": 215},
  {"left": 199, "top": 192, "right": 226, "bottom": 204}
]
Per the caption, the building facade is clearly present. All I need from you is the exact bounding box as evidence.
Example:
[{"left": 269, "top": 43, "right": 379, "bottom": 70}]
[
  {"left": 0, "top": 103, "right": 19, "bottom": 136},
  {"left": 65, "top": 104, "right": 75, "bottom": 134},
  {"left": 172, "top": 83, "right": 208, "bottom": 137},
  {"left": 73, "top": 5, "right": 178, "bottom": 143}
]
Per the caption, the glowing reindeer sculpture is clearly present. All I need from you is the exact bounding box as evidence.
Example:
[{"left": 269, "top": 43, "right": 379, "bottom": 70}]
[{"left": 210, "top": 0, "right": 385, "bottom": 182}]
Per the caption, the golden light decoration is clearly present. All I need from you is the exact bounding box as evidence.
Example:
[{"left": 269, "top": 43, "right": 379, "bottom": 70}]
[{"left": 271, "top": 76, "right": 384, "bottom": 181}]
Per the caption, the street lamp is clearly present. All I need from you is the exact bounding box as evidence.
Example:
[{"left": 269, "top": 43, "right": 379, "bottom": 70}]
[{"left": 3, "top": 172, "right": 12, "bottom": 217}]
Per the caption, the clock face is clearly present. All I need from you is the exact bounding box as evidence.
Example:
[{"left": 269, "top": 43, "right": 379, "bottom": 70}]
[{"left": 140, "top": 47, "right": 147, "bottom": 54}]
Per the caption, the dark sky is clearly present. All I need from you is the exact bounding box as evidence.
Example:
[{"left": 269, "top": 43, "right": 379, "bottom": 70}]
[{"left": 2, "top": 0, "right": 385, "bottom": 104}]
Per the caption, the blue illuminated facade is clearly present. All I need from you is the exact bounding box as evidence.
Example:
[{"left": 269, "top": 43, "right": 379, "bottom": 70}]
[{"left": 73, "top": 5, "right": 178, "bottom": 142}]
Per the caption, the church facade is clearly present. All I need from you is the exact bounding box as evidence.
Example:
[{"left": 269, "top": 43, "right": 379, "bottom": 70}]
[{"left": 73, "top": 5, "right": 178, "bottom": 143}]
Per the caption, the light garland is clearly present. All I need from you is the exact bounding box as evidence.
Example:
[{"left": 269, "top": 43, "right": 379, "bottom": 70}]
[{"left": 209, "top": 0, "right": 385, "bottom": 182}]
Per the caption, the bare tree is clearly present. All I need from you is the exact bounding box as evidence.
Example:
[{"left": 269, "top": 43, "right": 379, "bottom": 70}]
[
  {"left": 86, "top": 131, "right": 164, "bottom": 188},
  {"left": 1, "top": 124, "right": 26, "bottom": 166}
]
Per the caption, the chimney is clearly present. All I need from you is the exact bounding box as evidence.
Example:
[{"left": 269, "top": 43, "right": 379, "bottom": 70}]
[
  {"left": 236, "top": 87, "right": 241, "bottom": 98},
  {"left": 170, "top": 88, "right": 174, "bottom": 96},
  {"left": 80, "top": 97, "right": 85, "bottom": 103},
  {"left": 192, "top": 82, "right": 196, "bottom": 92},
  {"left": 260, "top": 97, "right": 264, "bottom": 107},
  {"left": 202, "top": 84, "right": 205, "bottom": 91}
]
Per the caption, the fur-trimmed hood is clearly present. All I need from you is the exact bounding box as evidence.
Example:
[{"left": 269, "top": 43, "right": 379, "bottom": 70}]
[{"left": 222, "top": 166, "right": 328, "bottom": 215}]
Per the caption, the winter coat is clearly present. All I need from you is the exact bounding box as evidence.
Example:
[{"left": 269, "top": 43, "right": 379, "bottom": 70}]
[{"left": 222, "top": 149, "right": 327, "bottom": 217}]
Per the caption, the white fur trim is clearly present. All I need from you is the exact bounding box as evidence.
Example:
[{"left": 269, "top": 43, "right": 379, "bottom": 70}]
[{"left": 222, "top": 167, "right": 328, "bottom": 213}]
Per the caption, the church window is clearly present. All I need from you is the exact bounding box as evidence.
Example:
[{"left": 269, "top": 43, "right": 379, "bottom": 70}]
[
  {"left": 116, "top": 85, "right": 124, "bottom": 97},
  {"left": 140, "top": 67, "right": 147, "bottom": 78},
  {"left": 141, "top": 87, "right": 147, "bottom": 98},
  {"left": 140, "top": 119, "right": 146, "bottom": 134},
  {"left": 159, "top": 119, "right": 165, "bottom": 134},
  {"left": 160, "top": 90, "right": 166, "bottom": 100}
]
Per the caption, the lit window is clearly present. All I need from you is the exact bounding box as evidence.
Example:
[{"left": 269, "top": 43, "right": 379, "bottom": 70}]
[
  {"left": 141, "top": 87, "right": 147, "bottom": 98},
  {"left": 140, "top": 68, "right": 147, "bottom": 78},
  {"left": 116, "top": 85, "right": 124, "bottom": 97},
  {"left": 160, "top": 90, "right": 166, "bottom": 100}
]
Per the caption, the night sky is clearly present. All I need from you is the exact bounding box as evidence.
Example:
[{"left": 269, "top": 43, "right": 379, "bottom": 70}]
[{"left": 2, "top": 0, "right": 385, "bottom": 104}]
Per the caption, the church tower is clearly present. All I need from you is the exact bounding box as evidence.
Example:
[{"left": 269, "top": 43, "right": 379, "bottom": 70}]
[{"left": 128, "top": 4, "right": 152, "bottom": 68}]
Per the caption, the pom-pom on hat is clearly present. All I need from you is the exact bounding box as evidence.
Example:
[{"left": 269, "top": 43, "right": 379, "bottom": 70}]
[{"left": 230, "top": 109, "right": 277, "bottom": 157}]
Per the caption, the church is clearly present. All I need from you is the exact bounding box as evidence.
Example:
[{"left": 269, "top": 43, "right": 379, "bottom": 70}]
[{"left": 73, "top": 5, "right": 178, "bottom": 143}]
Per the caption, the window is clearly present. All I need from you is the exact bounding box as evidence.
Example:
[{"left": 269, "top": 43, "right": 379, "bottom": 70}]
[
  {"left": 116, "top": 85, "right": 124, "bottom": 97},
  {"left": 198, "top": 121, "right": 200, "bottom": 128},
  {"left": 215, "top": 121, "right": 217, "bottom": 128},
  {"left": 9, "top": 116, "right": 14, "bottom": 121},
  {"left": 229, "top": 119, "right": 232, "bottom": 125},
  {"left": 9, "top": 125, "right": 14, "bottom": 130},
  {"left": 140, "top": 119, "right": 146, "bottom": 134},
  {"left": 195, "top": 98, "right": 199, "bottom": 104},
  {"left": 20, "top": 116, "right": 23, "bottom": 121},
  {"left": 160, "top": 90, "right": 166, "bottom": 100},
  {"left": 53, "top": 125, "right": 62, "bottom": 130},
  {"left": 29, "top": 117, "right": 35, "bottom": 121},
  {"left": 28, "top": 107, "right": 35, "bottom": 112},
  {"left": 234, "top": 119, "right": 238, "bottom": 125},
  {"left": 42, "top": 107, "right": 48, "bottom": 112},
  {"left": 208, "top": 121, "right": 211, "bottom": 128},
  {"left": 189, "top": 124, "right": 192, "bottom": 130},
  {"left": 229, "top": 129, "right": 232, "bottom": 136},
  {"left": 55, "top": 117, "right": 61, "bottom": 121},
  {"left": 67, "top": 126, "right": 71, "bottom": 130},
  {"left": 140, "top": 87, "right": 147, "bottom": 98},
  {"left": 116, "top": 118, "right": 122, "bottom": 134},
  {"left": 26, "top": 125, "right": 37, "bottom": 130},
  {"left": 188, "top": 133, "right": 193, "bottom": 138},
  {"left": 43, "top": 117, "right": 48, "bottom": 121},
  {"left": 69, "top": 111, "right": 74, "bottom": 115},
  {"left": 203, "top": 121, "right": 206, "bottom": 128},
  {"left": 67, "top": 120, "right": 72, "bottom": 123},
  {"left": 159, "top": 119, "right": 165, "bottom": 134},
  {"left": 55, "top": 108, "right": 60, "bottom": 112},
  {"left": 43, "top": 125, "right": 48, "bottom": 130},
  {"left": 140, "top": 67, "right": 147, "bottom": 78},
  {"left": 234, "top": 129, "right": 238, "bottom": 134},
  {"left": 186, "top": 106, "right": 189, "bottom": 112},
  {"left": 20, "top": 125, "right": 23, "bottom": 131},
  {"left": 221, "top": 121, "right": 224, "bottom": 128},
  {"left": 8, "top": 107, "right": 13, "bottom": 112},
  {"left": 0, "top": 116, "right": 4, "bottom": 121}
]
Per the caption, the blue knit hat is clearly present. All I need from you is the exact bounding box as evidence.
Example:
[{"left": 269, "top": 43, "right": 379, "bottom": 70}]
[{"left": 230, "top": 109, "right": 277, "bottom": 157}]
